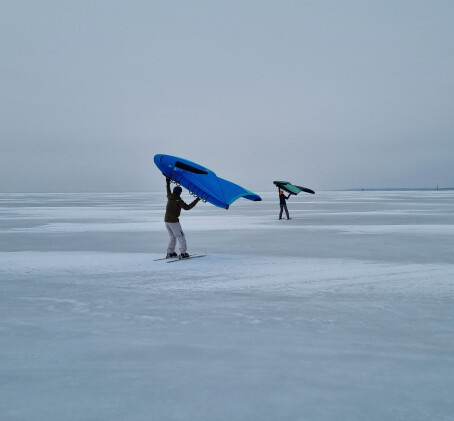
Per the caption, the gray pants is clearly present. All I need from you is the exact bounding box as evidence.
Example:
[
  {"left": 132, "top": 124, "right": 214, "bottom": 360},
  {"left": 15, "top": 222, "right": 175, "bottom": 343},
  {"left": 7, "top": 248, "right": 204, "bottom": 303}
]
[{"left": 165, "top": 222, "right": 187, "bottom": 254}]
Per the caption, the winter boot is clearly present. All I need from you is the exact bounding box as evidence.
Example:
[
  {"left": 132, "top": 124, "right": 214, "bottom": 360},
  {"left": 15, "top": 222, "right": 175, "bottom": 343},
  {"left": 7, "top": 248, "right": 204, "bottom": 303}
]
[
  {"left": 166, "top": 252, "right": 178, "bottom": 258},
  {"left": 179, "top": 252, "right": 190, "bottom": 259}
]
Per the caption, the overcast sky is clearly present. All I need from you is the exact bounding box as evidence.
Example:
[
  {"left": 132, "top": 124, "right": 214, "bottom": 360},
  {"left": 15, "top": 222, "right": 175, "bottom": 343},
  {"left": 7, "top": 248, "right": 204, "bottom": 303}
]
[{"left": 1, "top": 0, "right": 453, "bottom": 192}]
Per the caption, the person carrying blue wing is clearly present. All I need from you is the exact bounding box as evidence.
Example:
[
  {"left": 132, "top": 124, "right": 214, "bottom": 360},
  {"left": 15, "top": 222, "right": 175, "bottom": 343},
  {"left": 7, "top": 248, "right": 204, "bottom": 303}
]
[{"left": 164, "top": 177, "right": 200, "bottom": 259}]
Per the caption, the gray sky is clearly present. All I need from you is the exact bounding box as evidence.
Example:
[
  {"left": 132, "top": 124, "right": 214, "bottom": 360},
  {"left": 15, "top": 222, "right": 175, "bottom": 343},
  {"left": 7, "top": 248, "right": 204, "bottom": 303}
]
[{"left": 1, "top": 0, "right": 453, "bottom": 192}]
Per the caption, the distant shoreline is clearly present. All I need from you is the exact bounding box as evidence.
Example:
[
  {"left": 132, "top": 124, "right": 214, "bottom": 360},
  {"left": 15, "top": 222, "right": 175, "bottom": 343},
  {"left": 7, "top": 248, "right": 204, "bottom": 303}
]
[
  {"left": 344, "top": 188, "right": 454, "bottom": 192},
  {"left": 1, "top": 188, "right": 454, "bottom": 194}
]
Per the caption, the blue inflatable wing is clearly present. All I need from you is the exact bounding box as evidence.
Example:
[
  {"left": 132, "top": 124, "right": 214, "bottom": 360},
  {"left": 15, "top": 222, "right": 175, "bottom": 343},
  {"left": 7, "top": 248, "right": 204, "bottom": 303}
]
[{"left": 154, "top": 154, "right": 261, "bottom": 209}]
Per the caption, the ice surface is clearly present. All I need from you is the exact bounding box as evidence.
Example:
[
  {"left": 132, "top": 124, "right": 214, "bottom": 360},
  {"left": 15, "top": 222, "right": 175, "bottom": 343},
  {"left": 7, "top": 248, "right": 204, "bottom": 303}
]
[{"left": 1, "top": 191, "right": 454, "bottom": 420}]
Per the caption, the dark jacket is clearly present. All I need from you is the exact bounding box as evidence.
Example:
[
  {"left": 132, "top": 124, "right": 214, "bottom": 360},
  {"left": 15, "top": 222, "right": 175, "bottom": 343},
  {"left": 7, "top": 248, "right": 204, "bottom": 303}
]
[
  {"left": 279, "top": 191, "right": 290, "bottom": 205},
  {"left": 165, "top": 182, "right": 199, "bottom": 223}
]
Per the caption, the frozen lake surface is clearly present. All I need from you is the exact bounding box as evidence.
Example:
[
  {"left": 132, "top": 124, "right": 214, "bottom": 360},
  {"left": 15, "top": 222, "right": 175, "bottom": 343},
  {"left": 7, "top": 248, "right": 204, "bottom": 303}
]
[{"left": 1, "top": 190, "right": 454, "bottom": 420}]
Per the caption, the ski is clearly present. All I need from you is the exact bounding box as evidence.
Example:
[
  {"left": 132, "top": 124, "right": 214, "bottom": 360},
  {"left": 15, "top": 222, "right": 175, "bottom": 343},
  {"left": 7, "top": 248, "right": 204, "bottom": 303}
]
[
  {"left": 166, "top": 254, "right": 207, "bottom": 263},
  {"left": 154, "top": 254, "right": 200, "bottom": 262}
]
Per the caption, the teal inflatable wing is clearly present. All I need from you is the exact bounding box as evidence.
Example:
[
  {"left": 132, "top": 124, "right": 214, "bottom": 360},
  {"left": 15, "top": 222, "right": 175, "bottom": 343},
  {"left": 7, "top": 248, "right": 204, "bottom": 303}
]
[
  {"left": 273, "top": 181, "right": 315, "bottom": 195},
  {"left": 154, "top": 154, "right": 261, "bottom": 209}
]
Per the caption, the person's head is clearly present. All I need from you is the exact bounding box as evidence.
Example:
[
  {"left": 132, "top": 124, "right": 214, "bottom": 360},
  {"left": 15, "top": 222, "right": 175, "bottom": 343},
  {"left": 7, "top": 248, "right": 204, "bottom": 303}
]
[
  {"left": 279, "top": 189, "right": 283, "bottom": 195},
  {"left": 173, "top": 186, "right": 182, "bottom": 196}
]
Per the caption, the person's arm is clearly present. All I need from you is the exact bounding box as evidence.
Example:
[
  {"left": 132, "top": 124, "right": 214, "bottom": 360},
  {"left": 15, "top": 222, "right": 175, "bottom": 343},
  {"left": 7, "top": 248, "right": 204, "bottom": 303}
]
[
  {"left": 181, "top": 197, "right": 200, "bottom": 210},
  {"left": 166, "top": 177, "right": 171, "bottom": 196},
  {"left": 286, "top": 194, "right": 291, "bottom": 199}
]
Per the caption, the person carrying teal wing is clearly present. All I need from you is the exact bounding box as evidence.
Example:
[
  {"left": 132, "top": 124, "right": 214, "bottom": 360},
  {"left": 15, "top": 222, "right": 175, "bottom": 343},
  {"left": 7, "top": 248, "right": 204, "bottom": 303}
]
[
  {"left": 164, "top": 177, "right": 200, "bottom": 259},
  {"left": 278, "top": 189, "right": 291, "bottom": 220}
]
